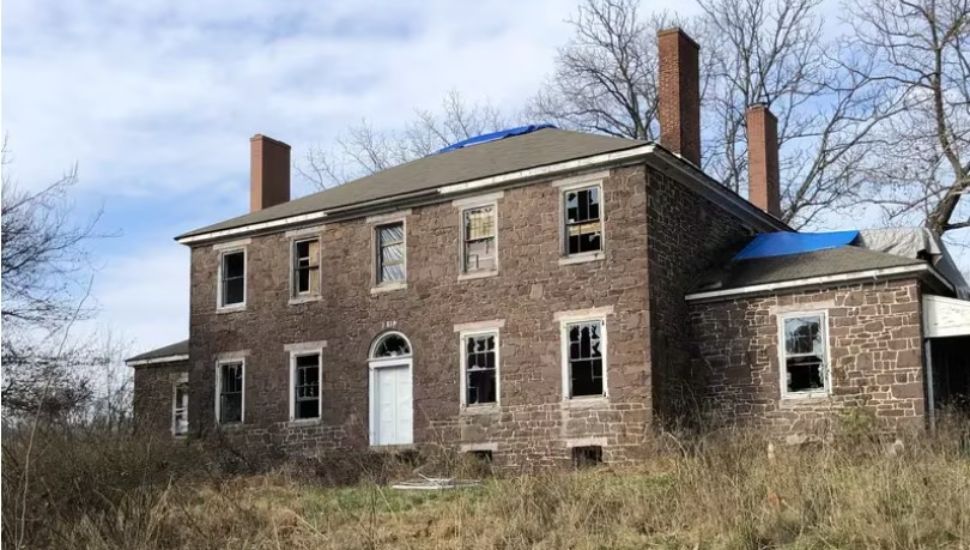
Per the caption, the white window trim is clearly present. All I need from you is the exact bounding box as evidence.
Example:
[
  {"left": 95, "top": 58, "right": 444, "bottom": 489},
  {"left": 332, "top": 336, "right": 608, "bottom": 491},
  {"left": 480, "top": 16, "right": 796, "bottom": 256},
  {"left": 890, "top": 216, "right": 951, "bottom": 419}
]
[
  {"left": 459, "top": 328, "right": 501, "bottom": 409},
  {"left": 372, "top": 218, "right": 408, "bottom": 291},
  {"left": 456, "top": 199, "right": 500, "bottom": 279},
  {"left": 171, "top": 373, "right": 189, "bottom": 437},
  {"left": 777, "top": 310, "right": 832, "bottom": 400},
  {"left": 289, "top": 235, "right": 323, "bottom": 303},
  {"left": 214, "top": 358, "right": 246, "bottom": 425},
  {"left": 560, "top": 314, "right": 609, "bottom": 401},
  {"left": 558, "top": 178, "right": 606, "bottom": 262},
  {"left": 288, "top": 347, "right": 324, "bottom": 423},
  {"left": 216, "top": 247, "right": 247, "bottom": 312},
  {"left": 367, "top": 331, "right": 414, "bottom": 447}
]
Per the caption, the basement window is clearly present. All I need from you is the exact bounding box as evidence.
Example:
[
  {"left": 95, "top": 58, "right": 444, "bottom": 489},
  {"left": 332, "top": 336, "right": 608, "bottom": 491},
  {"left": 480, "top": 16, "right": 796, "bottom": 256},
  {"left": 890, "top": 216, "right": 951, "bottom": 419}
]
[
  {"left": 563, "top": 185, "right": 602, "bottom": 255},
  {"left": 291, "top": 352, "right": 321, "bottom": 420},
  {"left": 376, "top": 222, "right": 405, "bottom": 284},
  {"left": 172, "top": 375, "right": 189, "bottom": 436},
  {"left": 219, "top": 250, "right": 246, "bottom": 308},
  {"left": 565, "top": 320, "right": 605, "bottom": 398},
  {"left": 572, "top": 446, "right": 603, "bottom": 468},
  {"left": 293, "top": 238, "right": 320, "bottom": 296},
  {"left": 780, "top": 312, "right": 829, "bottom": 397},
  {"left": 462, "top": 205, "right": 497, "bottom": 273},
  {"left": 217, "top": 361, "right": 244, "bottom": 424},
  {"left": 463, "top": 332, "right": 498, "bottom": 405}
]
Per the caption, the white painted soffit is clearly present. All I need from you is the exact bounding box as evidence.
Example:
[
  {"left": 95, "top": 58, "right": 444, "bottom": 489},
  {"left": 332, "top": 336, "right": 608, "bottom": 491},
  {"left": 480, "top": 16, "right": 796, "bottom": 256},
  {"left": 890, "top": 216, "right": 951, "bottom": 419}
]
[{"left": 923, "top": 294, "right": 970, "bottom": 338}]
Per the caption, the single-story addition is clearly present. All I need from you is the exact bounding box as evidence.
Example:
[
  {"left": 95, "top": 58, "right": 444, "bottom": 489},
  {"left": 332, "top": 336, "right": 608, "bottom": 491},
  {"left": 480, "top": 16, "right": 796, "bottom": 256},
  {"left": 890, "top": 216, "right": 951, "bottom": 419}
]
[{"left": 126, "top": 27, "right": 970, "bottom": 468}]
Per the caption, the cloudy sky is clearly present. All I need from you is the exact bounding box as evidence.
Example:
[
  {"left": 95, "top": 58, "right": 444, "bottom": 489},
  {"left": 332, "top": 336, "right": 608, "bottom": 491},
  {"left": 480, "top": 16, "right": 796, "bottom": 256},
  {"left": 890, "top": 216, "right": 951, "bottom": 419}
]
[{"left": 2, "top": 0, "right": 962, "bottom": 356}]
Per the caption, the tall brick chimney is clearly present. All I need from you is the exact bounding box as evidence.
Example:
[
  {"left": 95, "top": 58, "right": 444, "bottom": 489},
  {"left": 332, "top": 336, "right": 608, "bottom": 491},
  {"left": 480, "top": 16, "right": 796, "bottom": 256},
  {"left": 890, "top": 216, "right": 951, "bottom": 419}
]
[
  {"left": 250, "top": 134, "right": 291, "bottom": 212},
  {"left": 657, "top": 27, "right": 701, "bottom": 165},
  {"left": 746, "top": 104, "right": 781, "bottom": 217}
]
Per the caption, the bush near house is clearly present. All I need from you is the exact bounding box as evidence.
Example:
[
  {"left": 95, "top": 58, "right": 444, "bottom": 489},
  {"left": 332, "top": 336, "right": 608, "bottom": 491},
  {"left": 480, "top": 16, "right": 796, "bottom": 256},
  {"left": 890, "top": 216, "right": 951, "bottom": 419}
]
[{"left": 3, "top": 417, "right": 969, "bottom": 549}]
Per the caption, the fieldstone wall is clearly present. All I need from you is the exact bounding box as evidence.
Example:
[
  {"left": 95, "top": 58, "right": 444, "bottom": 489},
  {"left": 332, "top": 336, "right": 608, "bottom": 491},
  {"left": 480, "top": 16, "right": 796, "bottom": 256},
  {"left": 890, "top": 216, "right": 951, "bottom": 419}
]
[
  {"left": 688, "top": 278, "right": 926, "bottom": 439},
  {"left": 132, "top": 361, "right": 189, "bottom": 438}
]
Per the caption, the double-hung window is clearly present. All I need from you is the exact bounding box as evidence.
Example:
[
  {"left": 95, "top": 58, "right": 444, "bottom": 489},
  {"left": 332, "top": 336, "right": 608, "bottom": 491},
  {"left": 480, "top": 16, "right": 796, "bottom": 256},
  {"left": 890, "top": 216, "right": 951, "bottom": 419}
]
[
  {"left": 291, "top": 352, "right": 321, "bottom": 420},
  {"left": 376, "top": 222, "right": 405, "bottom": 284},
  {"left": 461, "top": 206, "right": 497, "bottom": 274},
  {"left": 563, "top": 185, "right": 602, "bottom": 255},
  {"left": 172, "top": 375, "right": 189, "bottom": 436},
  {"left": 780, "top": 312, "right": 829, "bottom": 397},
  {"left": 219, "top": 250, "right": 246, "bottom": 308},
  {"left": 217, "top": 361, "right": 244, "bottom": 424},
  {"left": 565, "top": 320, "right": 605, "bottom": 398},
  {"left": 463, "top": 332, "right": 498, "bottom": 405},
  {"left": 293, "top": 238, "right": 321, "bottom": 296}
]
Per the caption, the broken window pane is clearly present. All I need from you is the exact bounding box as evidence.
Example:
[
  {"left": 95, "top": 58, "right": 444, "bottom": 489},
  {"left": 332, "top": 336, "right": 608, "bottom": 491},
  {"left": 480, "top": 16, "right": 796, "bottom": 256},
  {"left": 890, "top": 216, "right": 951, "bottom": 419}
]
[
  {"left": 465, "top": 334, "right": 497, "bottom": 404},
  {"left": 463, "top": 206, "right": 497, "bottom": 273},
  {"left": 294, "top": 239, "right": 320, "bottom": 295},
  {"left": 173, "top": 379, "right": 189, "bottom": 435},
  {"left": 377, "top": 222, "right": 405, "bottom": 283},
  {"left": 568, "top": 321, "right": 604, "bottom": 397},
  {"left": 219, "top": 362, "right": 243, "bottom": 424},
  {"left": 564, "top": 187, "right": 602, "bottom": 255},
  {"left": 782, "top": 315, "right": 827, "bottom": 394},
  {"left": 221, "top": 251, "right": 245, "bottom": 306},
  {"left": 372, "top": 333, "right": 411, "bottom": 358},
  {"left": 294, "top": 353, "right": 320, "bottom": 419}
]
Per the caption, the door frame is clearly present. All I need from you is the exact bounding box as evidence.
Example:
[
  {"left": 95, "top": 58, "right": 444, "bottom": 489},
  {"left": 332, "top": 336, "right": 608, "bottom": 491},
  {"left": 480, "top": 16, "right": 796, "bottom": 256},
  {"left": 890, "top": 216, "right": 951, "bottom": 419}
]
[{"left": 368, "top": 357, "right": 413, "bottom": 446}]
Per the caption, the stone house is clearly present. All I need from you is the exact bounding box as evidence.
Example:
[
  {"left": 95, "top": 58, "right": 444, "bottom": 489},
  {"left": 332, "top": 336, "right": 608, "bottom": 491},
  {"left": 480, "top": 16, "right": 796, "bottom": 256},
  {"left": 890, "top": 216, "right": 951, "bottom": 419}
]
[{"left": 127, "top": 28, "right": 970, "bottom": 467}]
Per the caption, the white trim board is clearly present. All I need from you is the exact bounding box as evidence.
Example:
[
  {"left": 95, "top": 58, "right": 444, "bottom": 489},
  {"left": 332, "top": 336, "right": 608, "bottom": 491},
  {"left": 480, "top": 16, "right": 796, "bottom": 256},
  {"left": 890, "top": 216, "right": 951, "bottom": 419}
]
[
  {"left": 126, "top": 354, "right": 189, "bottom": 367},
  {"left": 923, "top": 294, "right": 970, "bottom": 338}
]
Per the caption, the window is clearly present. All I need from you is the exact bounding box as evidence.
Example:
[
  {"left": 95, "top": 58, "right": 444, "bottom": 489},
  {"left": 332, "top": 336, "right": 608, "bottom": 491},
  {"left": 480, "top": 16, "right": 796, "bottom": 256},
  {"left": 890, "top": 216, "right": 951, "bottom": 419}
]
[
  {"left": 463, "top": 333, "right": 498, "bottom": 405},
  {"left": 293, "top": 238, "right": 320, "bottom": 296},
  {"left": 462, "top": 205, "right": 497, "bottom": 273},
  {"left": 572, "top": 446, "right": 603, "bottom": 468},
  {"left": 372, "top": 333, "right": 411, "bottom": 358},
  {"left": 172, "top": 375, "right": 188, "bottom": 436},
  {"left": 780, "top": 313, "right": 829, "bottom": 397},
  {"left": 217, "top": 361, "right": 244, "bottom": 424},
  {"left": 376, "top": 222, "right": 405, "bottom": 284},
  {"left": 220, "top": 250, "right": 246, "bottom": 307},
  {"left": 563, "top": 186, "right": 602, "bottom": 255},
  {"left": 292, "top": 352, "right": 321, "bottom": 420},
  {"left": 566, "top": 320, "right": 605, "bottom": 397}
]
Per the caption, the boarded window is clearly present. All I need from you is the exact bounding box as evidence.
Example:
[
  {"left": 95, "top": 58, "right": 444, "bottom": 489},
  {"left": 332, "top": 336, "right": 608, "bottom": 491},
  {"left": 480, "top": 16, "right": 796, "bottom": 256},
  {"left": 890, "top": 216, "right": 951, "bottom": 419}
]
[
  {"left": 221, "top": 251, "right": 245, "bottom": 306},
  {"left": 294, "top": 239, "right": 320, "bottom": 295},
  {"left": 564, "top": 186, "right": 602, "bottom": 255},
  {"left": 567, "top": 321, "right": 604, "bottom": 397},
  {"left": 376, "top": 223, "right": 405, "bottom": 284},
  {"left": 465, "top": 333, "right": 497, "bottom": 405},
  {"left": 294, "top": 353, "right": 320, "bottom": 419},
  {"left": 172, "top": 377, "right": 189, "bottom": 435},
  {"left": 462, "top": 206, "right": 496, "bottom": 273},
  {"left": 782, "top": 314, "right": 827, "bottom": 394},
  {"left": 218, "top": 362, "right": 243, "bottom": 424}
]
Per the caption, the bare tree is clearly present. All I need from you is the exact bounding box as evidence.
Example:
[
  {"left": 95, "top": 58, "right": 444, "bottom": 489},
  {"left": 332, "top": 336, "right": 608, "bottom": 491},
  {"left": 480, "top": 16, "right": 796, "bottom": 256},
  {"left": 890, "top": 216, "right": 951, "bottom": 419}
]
[
  {"left": 300, "top": 90, "right": 509, "bottom": 189},
  {"left": 848, "top": 0, "right": 969, "bottom": 238}
]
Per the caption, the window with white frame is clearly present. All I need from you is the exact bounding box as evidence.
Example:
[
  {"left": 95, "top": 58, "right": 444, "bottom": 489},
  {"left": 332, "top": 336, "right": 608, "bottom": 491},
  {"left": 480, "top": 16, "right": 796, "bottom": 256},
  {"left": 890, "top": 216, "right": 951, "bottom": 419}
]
[
  {"left": 461, "top": 205, "right": 497, "bottom": 273},
  {"left": 780, "top": 312, "right": 829, "bottom": 396},
  {"left": 565, "top": 320, "right": 605, "bottom": 397},
  {"left": 291, "top": 352, "right": 321, "bottom": 420},
  {"left": 217, "top": 361, "right": 244, "bottom": 424},
  {"left": 563, "top": 185, "right": 602, "bottom": 255},
  {"left": 463, "top": 332, "right": 498, "bottom": 405},
  {"left": 219, "top": 250, "right": 246, "bottom": 307},
  {"left": 376, "top": 222, "right": 405, "bottom": 284},
  {"left": 293, "top": 238, "right": 320, "bottom": 296},
  {"left": 172, "top": 375, "right": 189, "bottom": 436}
]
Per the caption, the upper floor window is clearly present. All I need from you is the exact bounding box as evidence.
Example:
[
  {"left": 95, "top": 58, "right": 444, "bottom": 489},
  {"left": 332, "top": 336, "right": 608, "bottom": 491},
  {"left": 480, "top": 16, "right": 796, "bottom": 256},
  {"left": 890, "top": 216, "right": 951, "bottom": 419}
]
[
  {"left": 565, "top": 320, "right": 605, "bottom": 398},
  {"left": 216, "top": 360, "right": 244, "bottom": 424},
  {"left": 376, "top": 222, "right": 405, "bottom": 284},
  {"left": 462, "top": 205, "right": 497, "bottom": 274},
  {"left": 291, "top": 352, "right": 321, "bottom": 420},
  {"left": 462, "top": 332, "right": 498, "bottom": 405},
  {"left": 219, "top": 250, "right": 246, "bottom": 308},
  {"left": 293, "top": 238, "right": 321, "bottom": 296},
  {"left": 563, "top": 186, "right": 602, "bottom": 256},
  {"left": 780, "top": 312, "right": 829, "bottom": 398},
  {"left": 172, "top": 374, "right": 189, "bottom": 436}
]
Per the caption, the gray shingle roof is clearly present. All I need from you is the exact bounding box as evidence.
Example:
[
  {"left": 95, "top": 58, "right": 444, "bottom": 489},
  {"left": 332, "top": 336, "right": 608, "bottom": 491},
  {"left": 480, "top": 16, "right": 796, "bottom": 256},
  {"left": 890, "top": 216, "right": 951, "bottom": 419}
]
[
  {"left": 126, "top": 340, "right": 189, "bottom": 364},
  {"left": 177, "top": 128, "right": 647, "bottom": 240},
  {"left": 692, "top": 246, "right": 924, "bottom": 293}
]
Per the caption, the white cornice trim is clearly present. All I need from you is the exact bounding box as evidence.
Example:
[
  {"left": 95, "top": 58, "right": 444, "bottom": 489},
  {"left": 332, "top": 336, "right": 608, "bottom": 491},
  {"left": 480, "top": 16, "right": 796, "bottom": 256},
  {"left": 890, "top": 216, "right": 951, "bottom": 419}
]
[{"left": 126, "top": 354, "right": 189, "bottom": 367}]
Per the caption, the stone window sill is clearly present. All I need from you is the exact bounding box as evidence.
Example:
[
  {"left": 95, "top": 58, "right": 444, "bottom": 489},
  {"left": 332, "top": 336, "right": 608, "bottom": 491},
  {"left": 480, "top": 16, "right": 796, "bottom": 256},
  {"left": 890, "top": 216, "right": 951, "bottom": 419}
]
[
  {"left": 288, "top": 295, "right": 322, "bottom": 305},
  {"left": 458, "top": 270, "right": 499, "bottom": 282},
  {"left": 288, "top": 417, "right": 321, "bottom": 426},
  {"left": 460, "top": 403, "right": 500, "bottom": 415},
  {"left": 217, "top": 422, "right": 244, "bottom": 430},
  {"left": 779, "top": 392, "right": 832, "bottom": 406},
  {"left": 563, "top": 395, "right": 609, "bottom": 408},
  {"left": 216, "top": 305, "right": 246, "bottom": 314},
  {"left": 558, "top": 252, "right": 605, "bottom": 266},
  {"left": 371, "top": 282, "right": 407, "bottom": 295},
  {"left": 369, "top": 443, "right": 416, "bottom": 452}
]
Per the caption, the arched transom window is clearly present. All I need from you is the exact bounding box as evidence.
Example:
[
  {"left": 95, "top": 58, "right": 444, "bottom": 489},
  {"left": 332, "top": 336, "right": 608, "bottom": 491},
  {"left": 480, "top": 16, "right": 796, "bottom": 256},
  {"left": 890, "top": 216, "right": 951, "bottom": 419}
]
[{"left": 370, "top": 332, "right": 412, "bottom": 359}]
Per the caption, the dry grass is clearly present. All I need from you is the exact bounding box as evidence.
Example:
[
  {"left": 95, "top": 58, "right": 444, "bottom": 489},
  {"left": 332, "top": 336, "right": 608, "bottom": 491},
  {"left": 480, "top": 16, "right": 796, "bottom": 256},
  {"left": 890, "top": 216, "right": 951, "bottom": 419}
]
[{"left": 4, "top": 417, "right": 970, "bottom": 549}]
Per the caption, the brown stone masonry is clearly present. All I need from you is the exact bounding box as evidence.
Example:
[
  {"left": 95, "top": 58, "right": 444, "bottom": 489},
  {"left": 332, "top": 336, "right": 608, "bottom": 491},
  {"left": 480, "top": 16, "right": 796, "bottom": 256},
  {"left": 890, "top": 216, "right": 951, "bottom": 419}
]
[
  {"left": 688, "top": 279, "right": 926, "bottom": 438},
  {"left": 132, "top": 361, "right": 189, "bottom": 438}
]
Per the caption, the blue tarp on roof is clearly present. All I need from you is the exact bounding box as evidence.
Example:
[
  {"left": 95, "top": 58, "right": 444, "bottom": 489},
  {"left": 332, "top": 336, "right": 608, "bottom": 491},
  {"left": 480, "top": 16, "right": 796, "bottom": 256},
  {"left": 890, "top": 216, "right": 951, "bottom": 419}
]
[
  {"left": 733, "top": 230, "right": 860, "bottom": 260},
  {"left": 435, "top": 124, "right": 555, "bottom": 153}
]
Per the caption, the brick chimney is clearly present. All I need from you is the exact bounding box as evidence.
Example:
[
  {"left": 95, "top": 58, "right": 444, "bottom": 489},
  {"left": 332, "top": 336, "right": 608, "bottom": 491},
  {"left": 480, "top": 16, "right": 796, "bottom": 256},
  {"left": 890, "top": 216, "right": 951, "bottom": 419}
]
[
  {"left": 657, "top": 27, "right": 701, "bottom": 165},
  {"left": 250, "top": 134, "right": 291, "bottom": 212},
  {"left": 746, "top": 104, "right": 781, "bottom": 217}
]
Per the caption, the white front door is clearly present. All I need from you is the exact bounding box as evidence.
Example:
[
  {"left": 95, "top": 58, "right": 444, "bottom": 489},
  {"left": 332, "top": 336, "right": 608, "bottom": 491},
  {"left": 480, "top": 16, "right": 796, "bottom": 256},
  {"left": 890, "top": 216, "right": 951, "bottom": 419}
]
[{"left": 370, "top": 361, "right": 413, "bottom": 446}]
